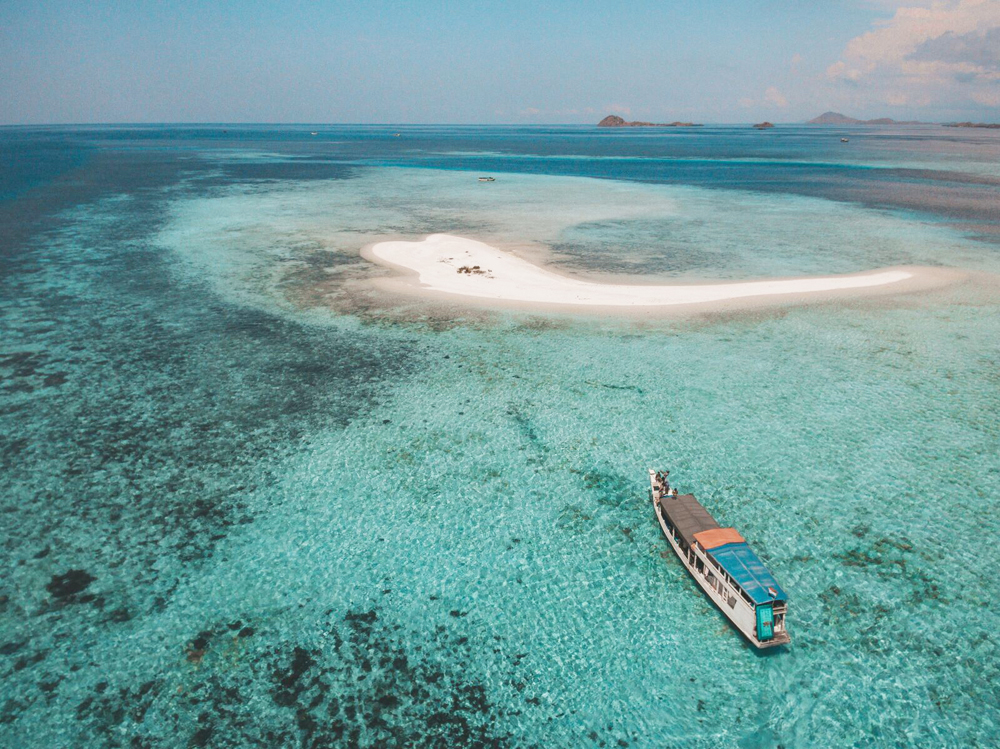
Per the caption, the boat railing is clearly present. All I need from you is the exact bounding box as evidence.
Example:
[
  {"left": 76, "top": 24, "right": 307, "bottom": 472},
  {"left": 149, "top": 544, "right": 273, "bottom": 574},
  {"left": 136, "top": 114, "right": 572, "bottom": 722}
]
[
  {"left": 689, "top": 542, "right": 757, "bottom": 617},
  {"left": 653, "top": 474, "right": 789, "bottom": 647},
  {"left": 701, "top": 547, "right": 757, "bottom": 608},
  {"left": 654, "top": 498, "right": 758, "bottom": 617}
]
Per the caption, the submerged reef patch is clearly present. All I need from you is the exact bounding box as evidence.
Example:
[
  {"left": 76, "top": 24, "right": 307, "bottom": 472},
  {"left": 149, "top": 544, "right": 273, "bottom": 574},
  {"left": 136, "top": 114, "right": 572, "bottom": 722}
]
[
  {"left": 0, "top": 148, "right": 428, "bottom": 743},
  {"left": 2, "top": 128, "right": 1000, "bottom": 748},
  {"left": 68, "top": 604, "right": 539, "bottom": 748}
]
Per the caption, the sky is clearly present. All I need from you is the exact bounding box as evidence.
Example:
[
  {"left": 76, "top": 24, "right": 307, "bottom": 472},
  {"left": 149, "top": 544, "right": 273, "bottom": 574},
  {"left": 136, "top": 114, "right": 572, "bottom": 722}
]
[{"left": 1, "top": 0, "right": 998, "bottom": 124}]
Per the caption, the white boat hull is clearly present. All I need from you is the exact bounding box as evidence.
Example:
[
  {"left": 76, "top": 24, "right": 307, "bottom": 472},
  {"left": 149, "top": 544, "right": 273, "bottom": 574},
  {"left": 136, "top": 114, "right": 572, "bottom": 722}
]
[{"left": 650, "top": 470, "right": 789, "bottom": 649}]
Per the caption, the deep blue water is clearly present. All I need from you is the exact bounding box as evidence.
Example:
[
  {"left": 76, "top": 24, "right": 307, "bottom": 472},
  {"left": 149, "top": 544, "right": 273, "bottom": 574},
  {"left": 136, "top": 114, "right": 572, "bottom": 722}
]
[{"left": 1, "top": 125, "right": 999, "bottom": 748}]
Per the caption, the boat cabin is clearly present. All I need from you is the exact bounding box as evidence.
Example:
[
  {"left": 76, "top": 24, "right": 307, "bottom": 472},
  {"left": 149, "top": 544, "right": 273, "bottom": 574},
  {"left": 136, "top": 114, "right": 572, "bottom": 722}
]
[{"left": 657, "top": 492, "right": 788, "bottom": 645}]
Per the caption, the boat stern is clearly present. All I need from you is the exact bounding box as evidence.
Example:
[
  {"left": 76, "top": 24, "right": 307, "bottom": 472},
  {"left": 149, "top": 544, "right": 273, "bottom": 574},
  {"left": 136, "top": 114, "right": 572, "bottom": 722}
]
[{"left": 753, "top": 600, "right": 790, "bottom": 648}]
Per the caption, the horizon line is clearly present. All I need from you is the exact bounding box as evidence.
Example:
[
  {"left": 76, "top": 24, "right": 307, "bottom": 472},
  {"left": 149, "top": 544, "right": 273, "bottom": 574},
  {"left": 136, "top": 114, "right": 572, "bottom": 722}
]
[{"left": 0, "top": 120, "right": 961, "bottom": 128}]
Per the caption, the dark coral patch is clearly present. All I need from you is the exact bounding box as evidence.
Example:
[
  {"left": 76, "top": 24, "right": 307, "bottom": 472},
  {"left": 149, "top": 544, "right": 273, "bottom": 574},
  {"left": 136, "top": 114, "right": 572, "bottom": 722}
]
[
  {"left": 46, "top": 569, "right": 96, "bottom": 599},
  {"left": 272, "top": 647, "right": 317, "bottom": 707},
  {"left": 43, "top": 373, "right": 68, "bottom": 387},
  {"left": 63, "top": 604, "right": 534, "bottom": 746},
  {"left": 0, "top": 641, "right": 26, "bottom": 656}
]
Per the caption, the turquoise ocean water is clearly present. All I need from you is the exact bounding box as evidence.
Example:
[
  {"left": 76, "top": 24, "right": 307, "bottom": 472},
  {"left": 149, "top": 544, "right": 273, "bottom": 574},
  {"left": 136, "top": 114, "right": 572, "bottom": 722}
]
[{"left": 1, "top": 125, "right": 999, "bottom": 747}]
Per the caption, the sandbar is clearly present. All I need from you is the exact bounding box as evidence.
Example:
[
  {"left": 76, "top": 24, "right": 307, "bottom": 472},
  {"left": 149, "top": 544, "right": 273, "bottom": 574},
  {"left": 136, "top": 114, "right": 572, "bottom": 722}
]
[{"left": 364, "top": 234, "right": 961, "bottom": 313}]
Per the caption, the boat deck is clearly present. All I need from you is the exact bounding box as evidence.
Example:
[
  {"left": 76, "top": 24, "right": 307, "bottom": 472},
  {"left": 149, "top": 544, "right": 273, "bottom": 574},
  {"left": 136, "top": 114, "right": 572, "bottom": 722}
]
[
  {"left": 657, "top": 493, "right": 719, "bottom": 546},
  {"left": 652, "top": 470, "right": 790, "bottom": 648}
]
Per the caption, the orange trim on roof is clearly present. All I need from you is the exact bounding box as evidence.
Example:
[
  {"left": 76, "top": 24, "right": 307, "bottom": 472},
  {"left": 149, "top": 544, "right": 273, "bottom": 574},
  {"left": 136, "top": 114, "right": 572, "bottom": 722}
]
[{"left": 693, "top": 527, "right": 744, "bottom": 549}]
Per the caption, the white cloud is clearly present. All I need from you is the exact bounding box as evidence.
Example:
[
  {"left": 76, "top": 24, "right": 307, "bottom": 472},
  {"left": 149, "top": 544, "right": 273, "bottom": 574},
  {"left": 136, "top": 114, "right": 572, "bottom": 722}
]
[
  {"left": 826, "top": 60, "right": 863, "bottom": 82},
  {"left": 827, "top": 0, "right": 1000, "bottom": 107},
  {"left": 909, "top": 26, "right": 1000, "bottom": 73},
  {"left": 861, "top": 0, "right": 938, "bottom": 6},
  {"left": 971, "top": 89, "right": 1000, "bottom": 105},
  {"left": 764, "top": 87, "right": 789, "bottom": 107}
]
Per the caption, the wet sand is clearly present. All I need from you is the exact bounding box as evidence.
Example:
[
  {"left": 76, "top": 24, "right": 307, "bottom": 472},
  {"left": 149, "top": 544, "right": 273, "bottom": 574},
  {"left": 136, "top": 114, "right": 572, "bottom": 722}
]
[{"left": 364, "top": 234, "right": 964, "bottom": 315}]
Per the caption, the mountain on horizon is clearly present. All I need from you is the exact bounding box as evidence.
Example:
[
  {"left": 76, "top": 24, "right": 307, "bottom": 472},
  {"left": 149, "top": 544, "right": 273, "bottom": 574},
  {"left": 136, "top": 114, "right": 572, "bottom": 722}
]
[
  {"left": 808, "top": 111, "right": 862, "bottom": 124},
  {"left": 807, "top": 111, "right": 925, "bottom": 125},
  {"left": 597, "top": 114, "right": 701, "bottom": 127}
]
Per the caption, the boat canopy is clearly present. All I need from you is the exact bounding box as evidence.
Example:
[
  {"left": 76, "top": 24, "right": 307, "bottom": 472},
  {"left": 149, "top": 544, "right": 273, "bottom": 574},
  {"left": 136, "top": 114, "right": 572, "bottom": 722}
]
[
  {"left": 707, "top": 542, "right": 788, "bottom": 605},
  {"left": 659, "top": 492, "right": 787, "bottom": 605},
  {"left": 694, "top": 527, "right": 744, "bottom": 549},
  {"left": 658, "top": 494, "right": 719, "bottom": 546}
]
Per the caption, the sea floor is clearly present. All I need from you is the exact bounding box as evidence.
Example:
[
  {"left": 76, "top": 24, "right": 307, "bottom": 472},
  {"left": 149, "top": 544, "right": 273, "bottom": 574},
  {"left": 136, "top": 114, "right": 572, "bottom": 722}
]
[{"left": 1, "top": 126, "right": 999, "bottom": 748}]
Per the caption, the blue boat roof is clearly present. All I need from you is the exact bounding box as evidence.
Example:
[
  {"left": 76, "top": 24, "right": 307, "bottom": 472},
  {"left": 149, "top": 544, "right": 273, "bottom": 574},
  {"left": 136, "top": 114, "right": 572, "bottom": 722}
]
[{"left": 709, "top": 542, "right": 788, "bottom": 605}]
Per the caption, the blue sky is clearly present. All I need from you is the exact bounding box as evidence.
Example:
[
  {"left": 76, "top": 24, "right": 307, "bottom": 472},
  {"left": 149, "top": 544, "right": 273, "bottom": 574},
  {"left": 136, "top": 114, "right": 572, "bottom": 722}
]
[{"left": 2, "top": 0, "right": 998, "bottom": 124}]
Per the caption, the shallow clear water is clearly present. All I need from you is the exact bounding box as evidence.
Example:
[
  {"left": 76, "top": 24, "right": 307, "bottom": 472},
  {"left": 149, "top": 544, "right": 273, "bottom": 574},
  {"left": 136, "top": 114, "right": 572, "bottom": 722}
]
[{"left": 1, "top": 125, "right": 999, "bottom": 748}]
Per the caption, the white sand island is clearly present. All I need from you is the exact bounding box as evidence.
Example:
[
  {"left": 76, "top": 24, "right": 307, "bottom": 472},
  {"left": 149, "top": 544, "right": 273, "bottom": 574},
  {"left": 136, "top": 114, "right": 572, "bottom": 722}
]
[{"left": 364, "top": 234, "right": 957, "bottom": 313}]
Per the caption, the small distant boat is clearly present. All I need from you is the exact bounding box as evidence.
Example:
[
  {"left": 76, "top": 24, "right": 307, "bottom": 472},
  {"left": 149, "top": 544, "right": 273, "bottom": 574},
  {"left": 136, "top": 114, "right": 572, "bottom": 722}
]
[
  {"left": 394, "top": 133, "right": 401, "bottom": 137},
  {"left": 840, "top": 137, "right": 849, "bottom": 143},
  {"left": 650, "top": 469, "right": 790, "bottom": 649},
  {"left": 478, "top": 176, "right": 495, "bottom": 182},
  {"left": 310, "top": 132, "right": 318, "bottom": 135}
]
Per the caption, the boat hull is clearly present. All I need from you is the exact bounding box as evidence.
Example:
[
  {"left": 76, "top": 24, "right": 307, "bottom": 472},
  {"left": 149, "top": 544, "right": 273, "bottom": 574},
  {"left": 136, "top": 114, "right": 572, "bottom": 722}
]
[{"left": 650, "top": 470, "right": 789, "bottom": 649}]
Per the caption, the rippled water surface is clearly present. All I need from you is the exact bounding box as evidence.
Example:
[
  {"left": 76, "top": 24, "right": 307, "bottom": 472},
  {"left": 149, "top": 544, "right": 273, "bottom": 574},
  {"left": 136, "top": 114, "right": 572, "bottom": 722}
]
[{"left": 1, "top": 125, "right": 999, "bottom": 748}]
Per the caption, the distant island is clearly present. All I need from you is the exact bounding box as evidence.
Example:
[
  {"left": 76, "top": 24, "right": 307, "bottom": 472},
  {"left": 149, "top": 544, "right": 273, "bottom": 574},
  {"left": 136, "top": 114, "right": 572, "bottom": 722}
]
[
  {"left": 753, "top": 122, "right": 774, "bottom": 129},
  {"left": 943, "top": 122, "right": 1000, "bottom": 129},
  {"left": 807, "top": 111, "right": 925, "bottom": 125},
  {"left": 598, "top": 115, "right": 701, "bottom": 127}
]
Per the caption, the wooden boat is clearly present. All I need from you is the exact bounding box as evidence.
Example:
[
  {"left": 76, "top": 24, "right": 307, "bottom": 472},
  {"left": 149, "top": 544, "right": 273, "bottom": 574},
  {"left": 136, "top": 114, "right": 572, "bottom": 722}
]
[
  {"left": 650, "top": 469, "right": 789, "bottom": 648},
  {"left": 478, "top": 176, "right": 496, "bottom": 182}
]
